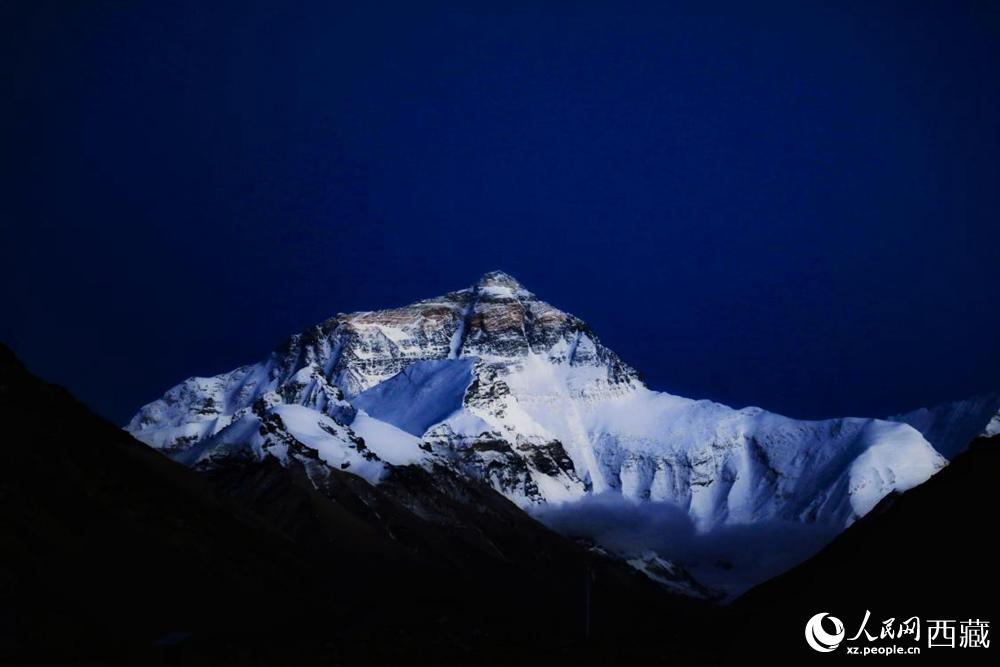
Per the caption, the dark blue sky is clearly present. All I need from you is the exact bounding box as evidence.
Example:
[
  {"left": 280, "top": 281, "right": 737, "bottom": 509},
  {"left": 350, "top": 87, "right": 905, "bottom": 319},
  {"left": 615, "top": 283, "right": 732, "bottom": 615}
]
[{"left": 3, "top": 1, "right": 999, "bottom": 425}]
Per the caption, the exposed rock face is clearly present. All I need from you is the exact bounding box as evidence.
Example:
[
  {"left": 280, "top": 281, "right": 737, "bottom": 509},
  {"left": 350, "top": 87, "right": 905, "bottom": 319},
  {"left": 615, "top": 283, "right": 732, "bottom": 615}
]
[
  {"left": 128, "top": 271, "right": 640, "bottom": 506},
  {"left": 126, "top": 271, "right": 963, "bottom": 593}
]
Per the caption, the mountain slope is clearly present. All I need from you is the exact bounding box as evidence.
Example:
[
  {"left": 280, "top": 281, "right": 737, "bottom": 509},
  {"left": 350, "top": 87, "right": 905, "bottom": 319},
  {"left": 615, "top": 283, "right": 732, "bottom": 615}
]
[
  {"left": 890, "top": 393, "right": 1000, "bottom": 459},
  {"left": 0, "top": 344, "right": 335, "bottom": 659},
  {"left": 125, "top": 271, "right": 949, "bottom": 593}
]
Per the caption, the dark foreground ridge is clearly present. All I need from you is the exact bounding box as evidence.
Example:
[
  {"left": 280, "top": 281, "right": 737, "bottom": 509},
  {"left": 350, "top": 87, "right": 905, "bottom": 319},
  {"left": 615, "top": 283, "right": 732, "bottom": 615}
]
[
  {"left": 0, "top": 344, "right": 709, "bottom": 665},
  {"left": 1, "top": 342, "right": 996, "bottom": 665}
]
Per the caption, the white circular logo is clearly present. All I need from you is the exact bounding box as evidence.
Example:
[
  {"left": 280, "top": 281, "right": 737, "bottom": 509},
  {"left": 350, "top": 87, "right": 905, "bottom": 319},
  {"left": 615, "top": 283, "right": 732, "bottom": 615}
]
[{"left": 805, "top": 612, "right": 845, "bottom": 652}]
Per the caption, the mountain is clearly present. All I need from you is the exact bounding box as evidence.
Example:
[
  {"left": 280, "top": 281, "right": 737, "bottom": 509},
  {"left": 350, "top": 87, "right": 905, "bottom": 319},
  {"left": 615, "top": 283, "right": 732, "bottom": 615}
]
[
  {"left": 0, "top": 343, "right": 713, "bottom": 664},
  {"left": 127, "top": 271, "right": 948, "bottom": 594},
  {"left": 889, "top": 393, "right": 1000, "bottom": 459}
]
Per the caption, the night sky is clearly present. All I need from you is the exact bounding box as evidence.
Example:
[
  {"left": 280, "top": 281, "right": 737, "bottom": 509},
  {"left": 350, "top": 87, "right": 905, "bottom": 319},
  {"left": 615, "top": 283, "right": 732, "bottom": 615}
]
[{"left": 3, "top": 1, "right": 999, "bottom": 425}]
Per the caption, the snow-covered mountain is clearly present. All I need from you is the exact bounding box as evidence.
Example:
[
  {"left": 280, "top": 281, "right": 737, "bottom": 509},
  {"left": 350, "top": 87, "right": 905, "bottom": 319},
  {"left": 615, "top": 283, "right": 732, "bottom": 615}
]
[
  {"left": 889, "top": 393, "right": 1000, "bottom": 459},
  {"left": 127, "top": 271, "right": 960, "bottom": 593}
]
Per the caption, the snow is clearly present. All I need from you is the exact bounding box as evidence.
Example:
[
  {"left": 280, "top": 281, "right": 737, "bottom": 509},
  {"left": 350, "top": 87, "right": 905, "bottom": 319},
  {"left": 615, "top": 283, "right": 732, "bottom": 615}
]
[
  {"left": 845, "top": 420, "right": 947, "bottom": 518},
  {"left": 184, "top": 411, "right": 264, "bottom": 466},
  {"left": 448, "top": 296, "right": 476, "bottom": 359},
  {"left": 530, "top": 467, "right": 588, "bottom": 504},
  {"left": 350, "top": 410, "right": 427, "bottom": 466},
  {"left": 985, "top": 412, "right": 1000, "bottom": 438},
  {"left": 125, "top": 362, "right": 287, "bottom": 453},
  {"left": 477, "top": 284, "right": 520, "bottom": 299},
  {"left": 458, "top": 359, "right": 946, "bottom": 529},
  {"left": 433, "top": 409, "right": 494, "bottom": 438},
  {"left": 890, "top": 394, "right": 1000, "bottom": 459},
  {"left": 270, "top": 404, "right": 386, "bottom": 484},
  {"left": 353, "top": 358, "right": 477, "bottom": 436}
]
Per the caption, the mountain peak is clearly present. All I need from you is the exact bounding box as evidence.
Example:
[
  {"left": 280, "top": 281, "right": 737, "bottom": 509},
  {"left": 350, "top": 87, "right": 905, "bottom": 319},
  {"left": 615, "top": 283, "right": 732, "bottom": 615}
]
[{"left": 475, "top": 270, "right": 523, "bottom": 291}]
